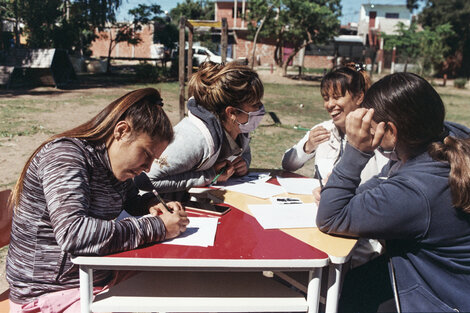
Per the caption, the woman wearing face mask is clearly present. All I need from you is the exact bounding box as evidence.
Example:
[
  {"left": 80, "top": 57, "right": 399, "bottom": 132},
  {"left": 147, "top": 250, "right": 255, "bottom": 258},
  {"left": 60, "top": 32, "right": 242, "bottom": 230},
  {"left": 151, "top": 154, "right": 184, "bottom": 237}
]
[
  {"left": 6, "top": 88, "right": 189, "bottom": 312},
  {"left": 135, "top": 61, "right": 264, "bottom": 200},
  {"left": 317, "top": 72, "right": 470, "bottom": 312},
  {"left": 282, "top": 63, "right": 388, "bottom": 182}
]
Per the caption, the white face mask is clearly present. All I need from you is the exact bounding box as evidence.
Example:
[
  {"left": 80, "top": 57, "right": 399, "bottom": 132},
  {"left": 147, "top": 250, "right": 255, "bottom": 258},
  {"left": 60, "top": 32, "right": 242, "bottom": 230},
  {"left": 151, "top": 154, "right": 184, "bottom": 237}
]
[
  {"left": 378, "top": 145, "right": 399, "bottom": 161},
  {"left": 236, "top": 105, "right": 265, "bottom": 133}
]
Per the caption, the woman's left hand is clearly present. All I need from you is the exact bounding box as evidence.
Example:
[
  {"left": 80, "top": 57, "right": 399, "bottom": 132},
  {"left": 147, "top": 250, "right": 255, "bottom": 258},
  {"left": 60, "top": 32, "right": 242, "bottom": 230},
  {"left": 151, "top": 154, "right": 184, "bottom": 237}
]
[
  {"left": 345, "top": 108, "right": 386, "bottom": 153},
  {"left": 232, "top": 156, "right": 248, "bottom": 176}
]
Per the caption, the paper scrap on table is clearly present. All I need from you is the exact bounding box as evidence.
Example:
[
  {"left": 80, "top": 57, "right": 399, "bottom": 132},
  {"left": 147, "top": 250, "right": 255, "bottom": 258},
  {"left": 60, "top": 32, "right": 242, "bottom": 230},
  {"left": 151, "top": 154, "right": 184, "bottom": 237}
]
[
  {"left": 276, "top": 176, "right": 321, "bottom": 195},
  {"left": 162, "top": 217, "right": 219, "bottom": 247},
  {"left": 214, "top": 172, "right": 284, "bottom": 199},
  {"left": 248, "top": 203, "right": 318, "bottom": 229}
]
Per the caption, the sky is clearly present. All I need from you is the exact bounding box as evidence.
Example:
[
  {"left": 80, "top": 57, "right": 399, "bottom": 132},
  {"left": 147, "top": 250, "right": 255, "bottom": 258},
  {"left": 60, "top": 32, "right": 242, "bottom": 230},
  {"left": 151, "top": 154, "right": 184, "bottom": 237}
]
[{"left": 116, "top": 0, "right": 421, "bottom": 25}]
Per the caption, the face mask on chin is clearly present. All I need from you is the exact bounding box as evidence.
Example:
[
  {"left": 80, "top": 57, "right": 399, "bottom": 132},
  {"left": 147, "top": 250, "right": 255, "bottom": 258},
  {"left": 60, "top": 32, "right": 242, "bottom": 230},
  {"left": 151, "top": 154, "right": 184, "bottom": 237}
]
[
  {"left": 377, "top": 145, "right": 399, "bottom": 161},
  {"left": 236, "top": 105, "right": 265, "bottom": 133}
]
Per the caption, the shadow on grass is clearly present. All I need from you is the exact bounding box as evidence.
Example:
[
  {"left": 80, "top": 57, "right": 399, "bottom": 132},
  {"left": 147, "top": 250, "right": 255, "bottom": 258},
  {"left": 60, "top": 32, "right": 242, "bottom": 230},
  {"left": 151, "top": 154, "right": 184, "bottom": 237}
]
[{"left": 0, "top": 65, "right": 178, "bottom": 97}]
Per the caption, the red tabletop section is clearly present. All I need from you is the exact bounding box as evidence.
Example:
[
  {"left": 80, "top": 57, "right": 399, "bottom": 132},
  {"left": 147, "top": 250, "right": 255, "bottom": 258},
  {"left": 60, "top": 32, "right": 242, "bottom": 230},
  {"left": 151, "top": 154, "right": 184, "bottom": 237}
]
[{"left": 109, "top": 205, "right": 327, "bottom": 261}]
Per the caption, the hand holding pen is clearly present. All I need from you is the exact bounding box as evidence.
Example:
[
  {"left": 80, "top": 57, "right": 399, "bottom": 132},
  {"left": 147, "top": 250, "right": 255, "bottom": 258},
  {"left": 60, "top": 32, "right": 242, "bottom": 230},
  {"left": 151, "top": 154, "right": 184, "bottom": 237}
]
[
  {"left": 210, "top": 160, "right": 235, "bottom": 185},
  {"left": 150, "top": 190, "right": 189, "bottom": 239},
  {"left": 152, "top": 189, "right": 174, "bottom": 213}
]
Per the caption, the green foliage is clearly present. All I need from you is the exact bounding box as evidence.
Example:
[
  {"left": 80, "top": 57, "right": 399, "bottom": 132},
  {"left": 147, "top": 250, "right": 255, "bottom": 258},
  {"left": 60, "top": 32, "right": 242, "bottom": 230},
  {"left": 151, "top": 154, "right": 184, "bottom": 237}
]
[
  {"left": 169, "top": 0, "right": 214, "bottom": 21},
  {"left": 5, "top": 0, "right": 122, "bottom": 50},
  {"left": 246, "top": 0, "right": 341, "bottom": 74},
  {"left": 419, "top": 23, "right": 455, "bottom": 75},
  {"left": 409, "top": 0, "right": 470, "bottom": 76},
  {"left": 134, "top": 63, "right": 162, "bottom": 82},
  {"left": 454, "top": 78, "right": 467, "bottom": 89},
  {"left": 383, "top": 22, "right": 454, "bottom": 75}
]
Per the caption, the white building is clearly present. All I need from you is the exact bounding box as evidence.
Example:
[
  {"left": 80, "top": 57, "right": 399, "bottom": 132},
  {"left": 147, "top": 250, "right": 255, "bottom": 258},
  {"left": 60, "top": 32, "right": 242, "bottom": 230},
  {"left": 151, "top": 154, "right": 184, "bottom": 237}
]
[{"left": 357, "top": 4, "right": 412, "bottom": 46}]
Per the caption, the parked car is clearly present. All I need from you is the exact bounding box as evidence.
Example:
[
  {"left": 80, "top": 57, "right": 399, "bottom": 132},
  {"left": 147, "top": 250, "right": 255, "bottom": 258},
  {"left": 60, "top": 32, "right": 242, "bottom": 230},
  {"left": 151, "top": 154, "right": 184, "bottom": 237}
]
[{"left": 190, "top": 46, "right": 233, "bottom": 65}]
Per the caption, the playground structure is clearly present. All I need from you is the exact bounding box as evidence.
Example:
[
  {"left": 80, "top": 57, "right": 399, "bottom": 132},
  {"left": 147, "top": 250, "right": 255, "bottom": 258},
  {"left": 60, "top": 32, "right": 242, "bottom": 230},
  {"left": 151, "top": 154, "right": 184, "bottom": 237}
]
[{"left": 178, "top": 17, "right": 228, "bottom": 120}]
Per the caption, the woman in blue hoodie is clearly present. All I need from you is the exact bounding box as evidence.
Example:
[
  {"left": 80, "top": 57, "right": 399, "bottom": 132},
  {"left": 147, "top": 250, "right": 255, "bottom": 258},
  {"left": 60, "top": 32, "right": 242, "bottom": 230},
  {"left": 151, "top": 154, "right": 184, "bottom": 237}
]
[
  {"left": 135, "top": 61, "right": 264, "bottom": 199},
  {"left": 317, "top": 72, "right": 470, "bottom": 312}
]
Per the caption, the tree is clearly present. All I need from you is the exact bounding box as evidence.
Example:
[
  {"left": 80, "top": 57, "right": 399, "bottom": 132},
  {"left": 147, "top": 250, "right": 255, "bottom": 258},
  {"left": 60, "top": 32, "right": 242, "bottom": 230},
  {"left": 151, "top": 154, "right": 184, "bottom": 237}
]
[
  {"left": 383, "top": 21, "right": 454, "bottom": 76},
  {"left": 407, "top": 0, "right": 470, "bottom": 77},
  {"left": 101, "top": 3, "right": 163, "bottom": 73},
  {"left": 168, "top": 0, "right": 215, "bottom": 52},
  {"left": 246, "top": 0, "right": 341, "bottom": 76},
  {"left": 383, "top": 22, "right": 421, "bottom": 72},
  {"left": 169, "top": 0, "right": 214, "bottom": 21},
  {"left": 3, "top": 0, "right": 123, "bottom": 52},
  {"left": 419, "top": 23, "right": 454, "bottom": 76}
]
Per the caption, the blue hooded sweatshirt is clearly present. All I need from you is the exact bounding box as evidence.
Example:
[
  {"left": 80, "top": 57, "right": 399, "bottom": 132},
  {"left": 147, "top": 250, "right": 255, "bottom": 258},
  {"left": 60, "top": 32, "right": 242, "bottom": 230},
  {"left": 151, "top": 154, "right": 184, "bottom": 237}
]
[{"left": 317, "top": 121, "right": 470, "bottom": 312}]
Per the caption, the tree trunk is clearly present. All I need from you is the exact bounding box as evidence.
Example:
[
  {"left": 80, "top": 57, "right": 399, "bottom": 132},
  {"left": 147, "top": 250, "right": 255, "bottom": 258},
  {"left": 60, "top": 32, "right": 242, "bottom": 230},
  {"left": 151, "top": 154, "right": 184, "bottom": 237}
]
[
  {"left": 250, "top": 5, "right": 273, "bottom": 69},
  {"left": 106, "top": 31, "right": 114, "bottom": 74},
  {"left": 404, "top": 57, "right": 409, "bottom": 72}
]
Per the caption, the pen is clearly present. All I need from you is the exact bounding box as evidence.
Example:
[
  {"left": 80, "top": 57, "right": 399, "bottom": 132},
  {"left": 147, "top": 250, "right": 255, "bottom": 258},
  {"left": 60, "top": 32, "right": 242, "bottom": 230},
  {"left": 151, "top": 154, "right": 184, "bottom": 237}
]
[
  {"left": 314, "top": 164, "right": 324, "bottom": 189},
  {"left": 210, "top": 165, "right": 227, "bottom": 185},
  {"left": 152, "top": 189, "right": 173, "bottom": 213}
]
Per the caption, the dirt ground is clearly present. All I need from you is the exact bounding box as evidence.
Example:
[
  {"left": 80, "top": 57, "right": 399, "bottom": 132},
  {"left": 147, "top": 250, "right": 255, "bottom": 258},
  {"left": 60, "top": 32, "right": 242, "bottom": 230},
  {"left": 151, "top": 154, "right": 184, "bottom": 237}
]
[{"left": 0, "top": 69, "right": 319, "bottom": 294}]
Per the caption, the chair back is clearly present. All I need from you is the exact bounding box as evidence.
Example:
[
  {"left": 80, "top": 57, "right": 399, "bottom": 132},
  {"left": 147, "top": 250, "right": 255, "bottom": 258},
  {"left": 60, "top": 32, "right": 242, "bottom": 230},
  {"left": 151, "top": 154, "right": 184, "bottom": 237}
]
[{"left": 0, "top": 189, "right": 13, "bottom": 248}]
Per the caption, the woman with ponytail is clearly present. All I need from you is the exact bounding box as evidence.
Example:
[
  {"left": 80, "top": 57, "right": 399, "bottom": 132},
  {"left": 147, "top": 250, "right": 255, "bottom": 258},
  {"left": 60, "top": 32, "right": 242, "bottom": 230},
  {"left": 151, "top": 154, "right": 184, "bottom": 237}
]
[
  {"left": 317, "top": 72, "right": 470, "bottom": 312},
  {"left": 283, "top": 63, "right": 388, "bottom": 267},
  {"left": 6, "top": 88, "right": 189, "bottom": 312},
  {"left": 135, "top": 61, "right": 265, "bottom": 200}
]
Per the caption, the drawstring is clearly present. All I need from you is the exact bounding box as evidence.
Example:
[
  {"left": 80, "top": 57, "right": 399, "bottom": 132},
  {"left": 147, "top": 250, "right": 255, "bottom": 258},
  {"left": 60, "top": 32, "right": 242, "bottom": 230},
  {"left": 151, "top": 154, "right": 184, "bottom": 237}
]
[{"left": 334, "top": 136, "right": 345, "bottom": 166}]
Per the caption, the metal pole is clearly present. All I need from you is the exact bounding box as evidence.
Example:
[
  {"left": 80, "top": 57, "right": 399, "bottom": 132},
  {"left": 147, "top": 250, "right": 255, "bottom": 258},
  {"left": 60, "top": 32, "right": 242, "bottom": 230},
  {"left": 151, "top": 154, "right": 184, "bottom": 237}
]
[{"left": 178, "top": 17, "right": 186, "bottom": 120}]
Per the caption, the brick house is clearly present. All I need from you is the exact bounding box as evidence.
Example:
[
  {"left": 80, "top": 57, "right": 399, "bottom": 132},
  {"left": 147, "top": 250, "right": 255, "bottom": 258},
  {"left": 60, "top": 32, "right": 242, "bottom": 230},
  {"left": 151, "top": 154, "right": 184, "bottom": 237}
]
[
  {"left": 215, "top": 0, "right": 341, "bottom": 69},
  {"left": 89, "top": 23, "right": 164, "bottom": 60}
]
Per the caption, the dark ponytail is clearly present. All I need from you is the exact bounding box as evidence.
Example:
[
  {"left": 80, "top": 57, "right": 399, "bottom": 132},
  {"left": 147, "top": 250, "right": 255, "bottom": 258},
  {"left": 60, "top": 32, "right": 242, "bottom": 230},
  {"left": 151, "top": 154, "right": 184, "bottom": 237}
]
[{"left": 429, "top": 136, "right": 470, "bottom": 213}]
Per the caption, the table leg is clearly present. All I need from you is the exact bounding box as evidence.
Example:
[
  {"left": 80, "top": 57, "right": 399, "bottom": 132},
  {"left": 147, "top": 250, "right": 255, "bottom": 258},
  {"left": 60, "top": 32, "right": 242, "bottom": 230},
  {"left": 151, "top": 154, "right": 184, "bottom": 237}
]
[
  {"left": 324, "top": 263, "right": 343, "bottom": 313},
  {"left": 79, "top": 266, "right": 93, "bottom": 313},
  {"left": 306, "top": 268, "right": 322, "bottom": 313}
]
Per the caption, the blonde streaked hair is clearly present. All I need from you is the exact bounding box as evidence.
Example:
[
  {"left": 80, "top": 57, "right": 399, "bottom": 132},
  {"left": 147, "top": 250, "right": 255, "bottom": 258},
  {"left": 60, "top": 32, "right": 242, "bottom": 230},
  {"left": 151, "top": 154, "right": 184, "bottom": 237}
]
[{"left": 188, "top": 61, "right": 264, "bottom": 120}]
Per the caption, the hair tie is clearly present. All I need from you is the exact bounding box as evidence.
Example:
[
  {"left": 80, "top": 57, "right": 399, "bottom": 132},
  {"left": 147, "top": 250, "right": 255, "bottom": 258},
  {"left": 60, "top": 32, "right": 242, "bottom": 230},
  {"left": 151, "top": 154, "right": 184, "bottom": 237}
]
[
  {"left": 355, "top": 63, "right": 366, "bottom": 72},
  {"left": 155, "top": 98, "right": 164, "bottom": 107}
]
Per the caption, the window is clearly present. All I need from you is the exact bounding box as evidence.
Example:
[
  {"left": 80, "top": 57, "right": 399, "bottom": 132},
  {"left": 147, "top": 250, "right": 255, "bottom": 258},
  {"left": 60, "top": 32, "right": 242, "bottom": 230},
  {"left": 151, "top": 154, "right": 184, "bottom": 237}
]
[{"left": 385, "top": 13, "right": 399, "bottom": 19}]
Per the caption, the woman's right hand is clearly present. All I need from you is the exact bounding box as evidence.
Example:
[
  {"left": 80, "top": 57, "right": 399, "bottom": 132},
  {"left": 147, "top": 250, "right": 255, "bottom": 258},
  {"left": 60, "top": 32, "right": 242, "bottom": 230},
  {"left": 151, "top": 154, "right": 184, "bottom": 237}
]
[
  {"left": 304, "top": 126, "right": 331, "bottom": 154},
  {"left": 345, "top": 108, "right": 385, "bottom": 153},
  {"left": 213, "top": 160, "right": 235, "bottom": 183},
  {"left": 157, "top": 202, "right": 190, "bottom": 239}
]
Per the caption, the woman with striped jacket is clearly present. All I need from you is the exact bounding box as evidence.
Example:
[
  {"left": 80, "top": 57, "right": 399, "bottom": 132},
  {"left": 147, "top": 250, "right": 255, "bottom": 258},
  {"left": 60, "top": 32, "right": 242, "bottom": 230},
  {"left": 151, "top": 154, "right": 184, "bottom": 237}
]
[{"left": 6, "top": 88, "right": 189, "bottom": 312}]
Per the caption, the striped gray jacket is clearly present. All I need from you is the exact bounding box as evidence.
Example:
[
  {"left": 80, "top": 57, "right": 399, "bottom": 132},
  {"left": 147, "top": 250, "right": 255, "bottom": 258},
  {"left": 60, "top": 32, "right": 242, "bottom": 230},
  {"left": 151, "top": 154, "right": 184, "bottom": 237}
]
[{"left": 6, "top": 137, "right": 166, "bottom": 303}]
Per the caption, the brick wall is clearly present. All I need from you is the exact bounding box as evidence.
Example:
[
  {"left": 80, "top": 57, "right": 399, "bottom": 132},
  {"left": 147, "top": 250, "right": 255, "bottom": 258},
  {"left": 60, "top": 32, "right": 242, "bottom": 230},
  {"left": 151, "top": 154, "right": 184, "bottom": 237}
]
[
  {"left": 303, "top": 56, "right": 334, "bottom": 69},
  {"left": 89, "top": 24, "right": 154, "bottom": 59}
]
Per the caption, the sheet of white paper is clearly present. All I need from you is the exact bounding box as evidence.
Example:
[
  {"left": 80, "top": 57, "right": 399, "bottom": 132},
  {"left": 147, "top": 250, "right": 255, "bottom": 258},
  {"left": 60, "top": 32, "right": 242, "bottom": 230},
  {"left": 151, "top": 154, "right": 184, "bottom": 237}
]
[
  {"left": 248, "top": 203, "right": 318, "bottom": 229},
  {"left": 276, "top": 176, "right": 321, "bottom": 195},
  {"left": 221, "top": 182, "right": 285, "bottom": 199},
  {"left": 214, "top": 172, "right": 284, "bottom": 199},
  {"left": 162, "top": 217, "right": 219, "bottom": 247}
]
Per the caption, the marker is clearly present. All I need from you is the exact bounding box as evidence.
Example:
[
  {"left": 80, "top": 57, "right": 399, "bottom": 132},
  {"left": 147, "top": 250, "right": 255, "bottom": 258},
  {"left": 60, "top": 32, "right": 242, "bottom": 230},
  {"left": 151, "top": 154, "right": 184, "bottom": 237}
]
[
  {"left": 152, "top": 189, "right": 173, "bottom": 213},
  {"left": 294, "top": 125, "right": 311, "bottom": 131},
  {"left": 314, "top": 165, "right": 324, "bottom": 189},
  {"left": 210, "top": 166, "right": 227, "bottom": 185}
]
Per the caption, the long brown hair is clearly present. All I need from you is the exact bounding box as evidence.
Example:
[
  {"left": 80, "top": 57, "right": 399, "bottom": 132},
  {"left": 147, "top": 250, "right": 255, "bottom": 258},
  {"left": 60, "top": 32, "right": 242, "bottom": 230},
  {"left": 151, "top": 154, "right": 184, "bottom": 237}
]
[
  {"left": 362, "top": 72, "right": 470, "bottom": 213},
  {"left": 188, "top": 61, "right": 264, "bottom": 120},
  {"left": 10, "top": 88, "right": 173, "bottom": 207}
]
